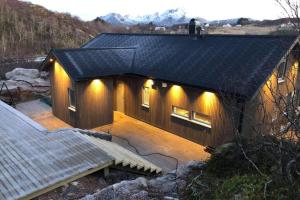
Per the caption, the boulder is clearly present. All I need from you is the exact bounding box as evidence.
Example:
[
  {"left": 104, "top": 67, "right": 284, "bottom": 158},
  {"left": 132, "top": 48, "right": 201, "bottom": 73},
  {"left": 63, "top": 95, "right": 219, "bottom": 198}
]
[
  {"left": 6, "top": 68, "right": 40, "bottom": 80},
  {"left": 148, "top": 173, "right": 177, "bottom": 194},
  {"left": 130, "top": 190, "right": 149, "bottom": 200},
  {"left": 81, "top": 161, "right": 206, "bottom": 200},
  {"left": 176, "top": 160, "right": 206, "bottom": 179},
  {"left": 1, "top": 68, "right": 51, "bottom": 101},
  {"left": 83, "top": 186, "right": 115, "bottom": 200},
  {"left": 114, "top": 177, "right": 148, "bottom": 198},
  {"left": 40, "top": 71, "right": 49, "bottom": 79},
  {"left": 82, "top": 177, "right": 148, "bottom": 200}
]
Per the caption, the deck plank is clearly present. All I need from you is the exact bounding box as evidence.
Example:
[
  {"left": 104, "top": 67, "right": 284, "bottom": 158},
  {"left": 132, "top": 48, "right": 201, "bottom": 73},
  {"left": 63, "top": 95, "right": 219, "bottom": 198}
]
[{"left": 0, "top": 101, "right": 114, "bottom": 200}]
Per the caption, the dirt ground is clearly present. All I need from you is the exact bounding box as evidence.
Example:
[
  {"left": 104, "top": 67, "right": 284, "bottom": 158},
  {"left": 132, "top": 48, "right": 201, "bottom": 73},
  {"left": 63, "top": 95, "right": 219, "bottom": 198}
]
[{"left": 35, "top": 169, "right": 147, "bottom": 200}]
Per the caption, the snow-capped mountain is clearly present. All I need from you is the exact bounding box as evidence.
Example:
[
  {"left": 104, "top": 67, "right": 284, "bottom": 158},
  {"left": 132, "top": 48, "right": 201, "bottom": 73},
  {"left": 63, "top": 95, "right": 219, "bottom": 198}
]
[
  {"left": 100, "top": 13, "right": 137, "bottom": 25},
  {"left": 99, "top": 8, "right": 206, "bottom": 27}
]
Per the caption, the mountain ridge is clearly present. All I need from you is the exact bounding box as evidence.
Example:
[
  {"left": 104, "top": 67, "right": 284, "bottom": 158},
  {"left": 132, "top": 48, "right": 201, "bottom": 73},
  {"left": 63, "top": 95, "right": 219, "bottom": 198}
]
[{"left": 100, "top": 8, "right": 207, "bottom": 26}]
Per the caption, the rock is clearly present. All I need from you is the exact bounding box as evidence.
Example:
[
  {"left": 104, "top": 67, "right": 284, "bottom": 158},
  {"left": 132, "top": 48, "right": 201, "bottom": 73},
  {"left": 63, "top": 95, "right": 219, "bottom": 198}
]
[
  {"left": 98, "top": 177, "right": 107, "bottom": 186},
  {"left": 176, "top": 160, "right": 206, "bottom": 179},
  {"left": 114, "top": 177, "right": 148, "bottom": 198},
  {"left": 176, "top": 179, "right": 186, "bottom": 191},
  {"left": 81, "top": 177, "right": 148, "bottom": 200},
  {"left": 130, "top": 190, "right": 149, "bottom": 200},
  {"left": 82, "top": 186, "right": 115, "bottom": 200},
  {"left": 71, "top": 181, "right": 79, "bottom": 186},
  {"left": 81, "top": 161, "right": 206, "bottom": 200},
  {"left": 6, "top": 68, "right": 39, "bottom": 80},
  {"left": 148, "top": 174, "right": 177, "bottom": 194},
  {"left": 40, "top": 71, "right": 49, "bottom": 79},
  {"left": 1, "top": 68, "right": 51, "bottom": 100},
  {"left": 164, "top": 196, "right": 179, "bottom": 200},
  {"left": 32, "top": 78, "right": 50, "bottom": 87},
  {"left": 64, "top": 184, "right": 79, "bottom": 198}
]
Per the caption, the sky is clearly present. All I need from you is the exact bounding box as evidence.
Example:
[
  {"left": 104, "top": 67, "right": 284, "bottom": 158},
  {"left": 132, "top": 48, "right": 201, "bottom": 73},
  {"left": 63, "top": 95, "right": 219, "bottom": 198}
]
[{"left": 24, "top": 0, "right": 284, "bottom": 21}]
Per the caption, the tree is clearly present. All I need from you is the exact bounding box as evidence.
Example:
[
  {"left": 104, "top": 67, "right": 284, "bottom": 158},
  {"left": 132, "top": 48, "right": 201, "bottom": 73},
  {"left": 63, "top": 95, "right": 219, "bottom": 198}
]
[{"left": 275, "top": 0, "right": 300, "bottom": 34}]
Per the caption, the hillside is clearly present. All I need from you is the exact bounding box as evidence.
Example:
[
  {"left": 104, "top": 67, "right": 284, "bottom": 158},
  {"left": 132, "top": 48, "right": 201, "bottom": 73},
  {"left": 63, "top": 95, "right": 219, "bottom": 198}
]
[
  {"left": 0, "top": 0, "right": 122, "bottom": 59},
  {"left": 0, "top": 0, "right": 297, "bottom": 60}
]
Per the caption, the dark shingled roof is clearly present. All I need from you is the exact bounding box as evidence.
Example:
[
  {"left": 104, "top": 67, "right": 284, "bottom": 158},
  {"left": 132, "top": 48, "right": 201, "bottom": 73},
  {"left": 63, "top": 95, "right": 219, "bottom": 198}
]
[
  {"left": 50, "top": 33, "right": 298, "bottom": 99},
  {"left": 51, "top": 48, "right": 136, "bottom": 80}
]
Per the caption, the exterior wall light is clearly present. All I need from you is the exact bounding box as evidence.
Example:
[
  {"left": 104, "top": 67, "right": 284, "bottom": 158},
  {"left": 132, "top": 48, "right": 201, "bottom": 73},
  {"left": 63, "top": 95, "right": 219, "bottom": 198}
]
[{"left": 162, "top": 82, "right": 167, "bottom": 88}]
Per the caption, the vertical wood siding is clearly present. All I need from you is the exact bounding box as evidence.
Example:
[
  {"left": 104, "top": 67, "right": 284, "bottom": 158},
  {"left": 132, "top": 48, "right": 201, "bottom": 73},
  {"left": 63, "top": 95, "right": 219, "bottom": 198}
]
[
  {"left": 242, "top": 55, "right": 300, "bottom": 137},
  {"left": 75, "top": 79, "right": 113, "bottom": 129},
  {"left": 122, "top": 76, "right": 237, "bottom": 146},
  {"left": 50, "top": 61, "right": 75, "bottom": 126}
]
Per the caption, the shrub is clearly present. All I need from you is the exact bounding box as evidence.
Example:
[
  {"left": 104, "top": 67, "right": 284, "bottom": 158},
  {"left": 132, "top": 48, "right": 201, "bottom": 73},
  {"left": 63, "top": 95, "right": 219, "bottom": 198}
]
[{"left": 215, "top": 175, "right": 268, "bottom": 200}]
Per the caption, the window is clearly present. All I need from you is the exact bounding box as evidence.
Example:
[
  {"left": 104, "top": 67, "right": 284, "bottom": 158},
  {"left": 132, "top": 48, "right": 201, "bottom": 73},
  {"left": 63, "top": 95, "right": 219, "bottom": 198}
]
[
  {"left": 68, "top": 88, "right": 76, "bottom": 111},
  {"left": 191, "top": 111, "right": 212, "bottom": 128},
  {"left": 142, "top": 86, "right": 150, "bottom": 108},
  {"left": 278, "top": 61, "right": 287, "bottom": 82},
  {"left": 171, "top": 106, "right": 190, "bottom": 119}
]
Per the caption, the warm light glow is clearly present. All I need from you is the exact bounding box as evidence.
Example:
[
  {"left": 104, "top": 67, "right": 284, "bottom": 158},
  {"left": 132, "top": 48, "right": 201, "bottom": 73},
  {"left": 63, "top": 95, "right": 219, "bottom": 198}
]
[
  {"left": 145, "top": 79, "right": 154, "bottom": 87},
  {"left": 170, "top": 85, "right": 184, "bottom": 99},
  {"left": 90, "top": 79, "right": 103, "bottom": 92},
  {"left": 54, "top": 61, "right": 69, "bottom": 80},
  {"left": 203, "top": 91, "right": 215, "bottom": 99},
  {"left": 49, "top": 58, "right": 54, "bottom": 62},
  {"left": 201, "top": 91, "right": 216, "bottom": 109}
]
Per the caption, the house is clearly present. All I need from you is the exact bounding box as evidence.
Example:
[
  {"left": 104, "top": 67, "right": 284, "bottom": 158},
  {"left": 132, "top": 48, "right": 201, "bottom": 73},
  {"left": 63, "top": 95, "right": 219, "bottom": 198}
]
[
  {"left": 154, "top": 26, "right": 167, "bottom": 31},
  {"left": 42, "top": 31, "right": 300, "bottom": 147}
]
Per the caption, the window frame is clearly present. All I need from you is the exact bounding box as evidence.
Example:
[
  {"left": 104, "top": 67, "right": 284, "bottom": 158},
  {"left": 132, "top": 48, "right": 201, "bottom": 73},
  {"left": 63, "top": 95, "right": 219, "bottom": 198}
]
[
  {"left": 278, "top": 60, "right": 287, "bottom": 83},
  {"left": 170, "top": 106, "right": 212, "bottom": 129},
  {"left": 191, "top": 111, "right": 212, "bottom": 128},
  {"left": 142, "top": 86, "right": 150, "bottom": 108},
  {"left": 68, "top": 88, "right": 76, "bottom": 112},
  {"left": 171, "top": 106, "right": 190, "bottom": 120}
]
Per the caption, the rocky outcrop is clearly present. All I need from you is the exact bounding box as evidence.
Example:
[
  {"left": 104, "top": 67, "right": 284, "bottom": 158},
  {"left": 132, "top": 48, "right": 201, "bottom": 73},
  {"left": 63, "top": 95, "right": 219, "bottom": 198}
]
[
  {"left": 0, "top": 68, "right": 50, "bottom": 101},
  {"left": 82, "top": 161, "right": 206, "bottom": 200}
]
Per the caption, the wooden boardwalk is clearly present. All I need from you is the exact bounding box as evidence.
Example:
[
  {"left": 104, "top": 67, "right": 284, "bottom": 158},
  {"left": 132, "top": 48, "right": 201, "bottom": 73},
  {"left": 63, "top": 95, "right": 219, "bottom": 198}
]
[{"left": 0, "top": 101, "right": 113, "bottom": 200}]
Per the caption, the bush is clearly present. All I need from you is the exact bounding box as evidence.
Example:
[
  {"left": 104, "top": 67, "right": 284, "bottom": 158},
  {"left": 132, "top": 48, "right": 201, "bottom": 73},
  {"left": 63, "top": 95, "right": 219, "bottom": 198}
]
[
  {"left": 206, "top": 143, "right": 253, "bottom": 177},
  {"left": 215, "top": 175, "right": 268, "bottom": 200},
  {"left": 186, "top": 135, "right": 300, "bottom": 200}
]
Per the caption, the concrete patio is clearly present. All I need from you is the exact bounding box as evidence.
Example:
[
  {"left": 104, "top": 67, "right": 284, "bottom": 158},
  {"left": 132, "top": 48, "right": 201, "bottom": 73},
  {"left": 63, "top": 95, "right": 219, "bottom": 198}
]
[{"left": 16, "top": 99, "right": 210, "bottom": 171}]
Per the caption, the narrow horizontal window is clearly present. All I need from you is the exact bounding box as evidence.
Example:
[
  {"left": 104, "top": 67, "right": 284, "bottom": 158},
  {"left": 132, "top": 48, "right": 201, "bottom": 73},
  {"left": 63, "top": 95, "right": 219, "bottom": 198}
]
[
  {"left": 172, "top": 106, "right": 189, "bottom": 119},
  {"left": 68, "top": 88, "right": 76, "bottom": 111},
  {"left": 142, "top": 86, "right": 150, "bottom": 108},
  {"left": 191, "top": 111, "right": 212, "bottom": 128}
]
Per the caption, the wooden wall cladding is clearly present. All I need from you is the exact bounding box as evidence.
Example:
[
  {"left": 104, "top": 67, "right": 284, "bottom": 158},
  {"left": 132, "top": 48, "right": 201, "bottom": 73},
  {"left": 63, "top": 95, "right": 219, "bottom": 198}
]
[
  {"left": 75, "top": 79, "right": 113, "bottom": 129},
  {"left": 122, "top": 76, "right": 237, "bottom": 146}
]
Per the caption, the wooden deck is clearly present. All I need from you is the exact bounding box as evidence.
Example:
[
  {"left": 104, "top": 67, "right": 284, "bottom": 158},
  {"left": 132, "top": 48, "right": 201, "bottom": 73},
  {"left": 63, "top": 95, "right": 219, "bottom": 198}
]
[
  {"left": 83, "top": 134, "right": 162, "bottom": 174},
  {"left": 0, "top": 101, "right": 113, "bottom": 200}
]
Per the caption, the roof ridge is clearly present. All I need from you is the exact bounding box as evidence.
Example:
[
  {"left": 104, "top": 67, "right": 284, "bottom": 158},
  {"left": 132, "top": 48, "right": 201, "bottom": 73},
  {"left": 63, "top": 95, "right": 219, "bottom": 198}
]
[
  {"left": 53, "top": 47, "right": 137, "bottom": 52},
  {"left": 100, "top": 32, "right": 298, "bottom": 38}
]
